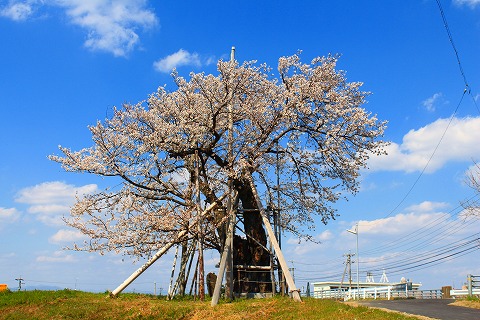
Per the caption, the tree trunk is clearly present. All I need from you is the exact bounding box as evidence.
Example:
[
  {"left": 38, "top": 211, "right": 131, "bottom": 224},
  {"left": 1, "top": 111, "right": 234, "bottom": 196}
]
[{"left": 233, "top": 179, "right": 272, "bottom": 294}]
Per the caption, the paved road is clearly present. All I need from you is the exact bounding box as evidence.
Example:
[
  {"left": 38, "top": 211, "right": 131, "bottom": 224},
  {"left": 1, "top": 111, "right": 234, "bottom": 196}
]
[{"left": 358, "top": 299, "right": 480, "bottom": 320}]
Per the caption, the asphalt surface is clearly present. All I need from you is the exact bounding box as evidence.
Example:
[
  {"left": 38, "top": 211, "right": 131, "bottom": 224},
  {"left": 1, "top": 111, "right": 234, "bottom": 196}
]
[{"left": 357, "top": 299, "right": 480, "bottom": 320}]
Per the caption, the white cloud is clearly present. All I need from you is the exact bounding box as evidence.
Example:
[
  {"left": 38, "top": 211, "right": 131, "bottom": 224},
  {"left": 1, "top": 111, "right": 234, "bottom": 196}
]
[
  {"left": 289, "top": 201, "right": 478, "bottom": 289},
  {"left": 368, "top": 117, "right": 480, "bottom": 173},
  {"left": 49, "top": 229, "right": 87, "bottom": 244},
  {"left": 422, "top": 92, "right": 443, "bottom": 112},
  {"left": 356, "top": 211, "right": 449, "bottom": 235},
  {"left": 405, "top": 201, "right": 450, "bottom": 213},
  {"left": 15, "top": 181, "right": 98, "bottom": 226},
  {"left": 287, "top": 230, "right": 334, "bottom": 256},
  {"left": 317, "top": 230, "right": 333, "bottom": 241},
  {"left": 454, "top": 0, "right": 480, "bottom": 8},
  {"left": 153, "top": 49, "right": 205, "bottom": 73},
  {"left": 0, "top": 1, "right": 34, "bottom": 21},
  {"left": 36, "top": 250, "right": 77, "bottom": 263},
  {"left": 56, "top": 0, "right": 158, "bottom": 57},
  {"left": 0, "top": 207, "right": 21, "bottom": 225},
  {"left": 346, "top": 200, "right": 476, "bottom": 239},
  {"left": 0, "top": 0, "right": 158, "bottom": 57}
]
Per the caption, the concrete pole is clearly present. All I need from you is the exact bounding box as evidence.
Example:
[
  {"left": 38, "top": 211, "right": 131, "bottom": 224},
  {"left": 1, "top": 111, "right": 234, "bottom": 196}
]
[{"left": 468, "top": 274, "right": 473, "bottom": 296}]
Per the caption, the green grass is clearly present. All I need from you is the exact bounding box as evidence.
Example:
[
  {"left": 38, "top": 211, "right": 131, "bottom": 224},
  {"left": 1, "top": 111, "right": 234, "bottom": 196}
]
[
  {"left": 466, "top": 295, "right": 480, "bottom": 302},
  {"left": 0, "top": 289, "right": 421, "bottom": 319}
]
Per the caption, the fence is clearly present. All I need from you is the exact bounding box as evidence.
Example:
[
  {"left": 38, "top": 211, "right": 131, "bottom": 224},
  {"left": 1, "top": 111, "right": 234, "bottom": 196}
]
[
  {"left": 450, "top": 274, "right": 480, "bottom": 297},
  {"left": 469, "top": 274, "right": 480, "bottom": 294},
  {"left": 450, "top": 289, "right": 480, "bottom": 297},
  {"left": 313, "top": 286, "right": 442, "bottom": 301}
]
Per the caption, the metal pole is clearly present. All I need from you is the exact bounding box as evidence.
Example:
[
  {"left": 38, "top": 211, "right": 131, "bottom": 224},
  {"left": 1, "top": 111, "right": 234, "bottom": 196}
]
[
  {"left": 356, "top": 223, "right": 359, "bottom": 298},
  {"left": 347, "top": 223, "right": 359, "bottom": 299}
]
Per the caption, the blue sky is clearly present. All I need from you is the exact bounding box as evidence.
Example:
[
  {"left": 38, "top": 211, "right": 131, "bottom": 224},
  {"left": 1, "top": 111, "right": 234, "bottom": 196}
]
[{"left": 1, "top": 0, "right": 480, "bottom": 294}]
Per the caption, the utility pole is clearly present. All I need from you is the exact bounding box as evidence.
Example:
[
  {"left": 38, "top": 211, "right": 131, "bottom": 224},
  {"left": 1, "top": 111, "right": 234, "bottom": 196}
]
[
  {"left": 348, "top": 253, "right": 353, "bottom": 293},
  {"left": 341, "top": 252, "right": 354, "bottom": 295},
  {"left": 15, "top": 276, "right": 24, "bottom": 291},
  {"left": 288, "top": 260, "right": 295, "bottom": 283}
]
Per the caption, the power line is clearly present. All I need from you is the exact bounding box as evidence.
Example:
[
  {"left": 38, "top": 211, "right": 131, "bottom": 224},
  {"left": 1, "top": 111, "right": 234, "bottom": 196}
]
[
  {"left": 377, "top": 0, "right": 477, "bottom": 219},
  {"left": 360, "top": 193, "right": 478, "bottom": 256},
  {"left": 382, "top": 89, "right": 466, "bottom": 218},
  {"left": 436, "top": 0, "right": 480, "bottom": 115},
  {"left": 361, "top": 235, "right": 480, "bottom": 272},
  {"left": 362, "top": 206, "right": 476, "bottom": 257},
  {"left": 436, "top": 0, "right": 470, "bottom": 91},
  {"left": 375, "top": 244, "right": 479, "bottom": 277},
  {"left": 297, "top": 3, "right": 480, "bottom": 285}
]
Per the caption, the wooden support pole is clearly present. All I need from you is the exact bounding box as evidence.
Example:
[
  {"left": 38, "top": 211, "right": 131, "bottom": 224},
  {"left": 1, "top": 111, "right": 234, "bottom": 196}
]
[
  {"left": 211, "top": 193, "right": 238, "bottom": 306},
  {"left": 167, "top": 244, "right": 180, "bottom": 299},
  {"left": 171, "top": 240, "right": 196, "bottom": 296},
  {"left": 110, "top": 195, "right": 226, "bottom": 297},
  {"left": 246, "top": 172, "right": 302, "bottom": 302}
]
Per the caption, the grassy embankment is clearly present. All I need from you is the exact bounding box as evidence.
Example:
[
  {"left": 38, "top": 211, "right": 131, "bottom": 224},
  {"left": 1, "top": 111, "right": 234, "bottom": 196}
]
[{"left": 0, "top": 289, "right": 428, "bottom": 320}]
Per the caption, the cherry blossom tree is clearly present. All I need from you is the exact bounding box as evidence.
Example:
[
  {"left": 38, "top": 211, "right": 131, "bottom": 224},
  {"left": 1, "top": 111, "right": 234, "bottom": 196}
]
[
  {"left": 50, "top": 53, "right": 387, "bottom": 295},
  {"left": 463, "top": 163, "right": 480, "bottom": 218}
]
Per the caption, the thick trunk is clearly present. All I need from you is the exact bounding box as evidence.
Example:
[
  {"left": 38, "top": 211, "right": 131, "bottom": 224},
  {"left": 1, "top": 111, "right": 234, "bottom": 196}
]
[{"left": 233, "top": 180, "right": 272, "bottom": 293}]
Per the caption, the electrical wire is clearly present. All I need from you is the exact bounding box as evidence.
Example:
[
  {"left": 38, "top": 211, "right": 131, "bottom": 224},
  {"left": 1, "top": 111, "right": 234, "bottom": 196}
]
[{"left": 381, "top": 90, "right": 466, "bottom": 218}]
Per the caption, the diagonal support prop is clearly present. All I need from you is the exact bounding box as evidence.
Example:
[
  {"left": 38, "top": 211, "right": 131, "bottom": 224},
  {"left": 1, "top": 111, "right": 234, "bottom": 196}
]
[
  {"left": 110, "top": 194, "right": 227, "bottom": 297},
  {"left": 246, "top": 172, "right": 302, "bottom": 302}
]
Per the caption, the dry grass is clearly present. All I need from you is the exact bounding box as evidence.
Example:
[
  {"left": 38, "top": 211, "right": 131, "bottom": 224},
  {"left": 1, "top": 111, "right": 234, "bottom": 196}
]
[
  {"left": 0, "top": 290, "right": 423, "bottom": 320},
  {"left": 450, "top": 299, "right": 480, "bottom": 309}
]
